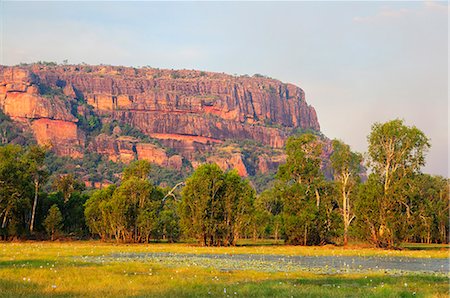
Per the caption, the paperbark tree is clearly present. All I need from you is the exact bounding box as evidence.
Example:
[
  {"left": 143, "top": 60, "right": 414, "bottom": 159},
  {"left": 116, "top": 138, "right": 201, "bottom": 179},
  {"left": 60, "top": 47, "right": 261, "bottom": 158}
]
[
  {"left": 366, "top": 119, "right": 430, "bottom": 247},
  {"left": 330, "top": 140, "right": 362, "bottom": 246},
  {"left": 26, "top": 145, "right": 48, "bottom": 233}
]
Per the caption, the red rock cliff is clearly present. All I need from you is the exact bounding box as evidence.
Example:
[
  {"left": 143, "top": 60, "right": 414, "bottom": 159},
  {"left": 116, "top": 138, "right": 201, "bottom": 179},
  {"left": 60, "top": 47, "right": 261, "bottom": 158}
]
[{"left": 0, "top": 64, "right": 321, "bottom": 175}]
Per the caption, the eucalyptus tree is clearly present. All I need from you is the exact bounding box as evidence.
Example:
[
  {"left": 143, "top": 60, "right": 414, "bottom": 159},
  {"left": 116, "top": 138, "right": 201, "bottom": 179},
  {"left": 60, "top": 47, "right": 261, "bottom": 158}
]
[
  {"left": 0, "top": 145, "right": 32, "bottom": 238},
  {"left": 84, "top": 160, "right": 164, "bottom": 242},
  {"left": 26, "top": 145, "right": 48, "bottom": 232},
  {"left": 180, "top": 164, "right": 255, "bottom": 246},
  {"left": 363, "top": 119, "right": 430, "bottom": 247},
  {"left": 407, "top": 174, "right": 449, "bottom": 244},
  {"left": 330, "top": 140, "right": 362, "bottom": 246},
  {"left": 180, "top": 164, "right": 225, "bottom": 246},
  {"left": 84, "top": 185, "right": 116, "bottom": 240},
  {"left": 277, "top": 134, "right": 337, "bottom": 245}
]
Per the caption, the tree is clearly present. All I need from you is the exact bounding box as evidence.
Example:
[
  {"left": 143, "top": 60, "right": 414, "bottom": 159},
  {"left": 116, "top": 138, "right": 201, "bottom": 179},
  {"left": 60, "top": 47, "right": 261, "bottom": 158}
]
[
  {"left": 122, "top": 160, "right": 151, "bottom": 181},
  {"left": 44, "top": 204, "right": 63, "bottom": 240},
  {"left": 222, "top": 170, "right": 255, "bottom": 245},
  {"left": 180, "top": 164, "right": 255, "bottom": 246},
  {"left": 364, "top": 119, "right": 430, "bottom": 247},
  {"left": 255, "top": 185, "right": 284, "bottom": 240},
  {"left": 158, "top": 197, "right": 181, "bottom": 243},
  {"left": 180, "top": 164, "right": 225, "bottom": 246},
  {"left": 84, "top": 185, "right": 115, "bottom": 240},
  {"left": 407, "top": 174, "right": 449, "bottom": 244},
  {"left": 53, "top": 174, "right": 84, "bottom": 203},
  {"left": 84, "top": 161, "right": 163, "bottom": 243},
  {"left": 330, "top": 140, "right": 362, "bottom": 246},
  {"left": 26, "top": 145, "right": 48, "bottom": 232},
  {"left": 0, "top": 145, "right": 32, "bottom": 239},
  {"left": 277, "top": 134, "right": 336, "bottom": 245}
]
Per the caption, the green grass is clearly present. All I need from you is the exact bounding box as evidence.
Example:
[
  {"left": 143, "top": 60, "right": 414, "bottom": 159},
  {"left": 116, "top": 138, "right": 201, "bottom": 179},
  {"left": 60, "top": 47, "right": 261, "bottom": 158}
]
[{"left": 0, "top": 242, "right": 448, "bottom": 297}]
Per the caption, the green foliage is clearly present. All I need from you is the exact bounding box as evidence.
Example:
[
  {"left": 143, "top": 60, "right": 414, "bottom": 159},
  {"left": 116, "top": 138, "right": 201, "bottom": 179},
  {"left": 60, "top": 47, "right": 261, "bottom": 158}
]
[
  {"left": 148, "top": 164, "right": 187, "bottom": 187},
  {"left": 36, "top": 61, "right": 58, "bottom": 67},
  {"left": 0, "top": 145, "right": 33, "bottom": 239},
  {"left": 253, "top": 185, "right": 284, "bottom": 240},
  {"left": 53, "top": 174, "right": 85, "bottom": 203},
  {"left": 39, "top": 84, "right": 66, "bottom": 99},
  {"left": 330, "top": 140, "right": 362, "bottom": 245},
  {"left": 406, "top": 174, "right": 449, "bottom": 244},
  {"left": 123, "top": 160, "right": 151, "bottom": 181},
  {"left": 180, "top": 164, "right": 255, "bottom": 246},
  {"left": 158, "top": 198, "right": 180, "bottom": 242},
  {"left": 367, "top": 119, "right": 430, "bottom": 177},
  {"left": 0, "top": 118, "right": 446, "bottom": 247},
  {"left": 26, "top": 145, "right": 49, "bottom": 233},
  {"left": 84, "top": 162, "right": 170, "bottom": 243},
  {"left": 290, "top": 127, "right": 324, "bottom": 138},
  {"left": 43, "top": 204, "right": 63, "bottom": 240},
  {"left": 84, "top": 185, "right": 116, "bottom": 240},
  {"left": 275, "top": 134, "right": 339, "bottom": 245},
  {"left": 75, "top": 105, "right": 101, "bottom": 135},
  {"left": 361, "top": 119, "right": 431, "bottom": 248},
  {"left": 249, "top": 172, "right": 276, "bottom": 193},
  {"left": 170, "top": 71, "right": 181, "bottom": 79},
  {"left": 62, "top": 191, "right": 89, "bottom": 236},
  {"left": 278, "top": 134, "right": 323, "bottom": 184},
  {"left": 100, "top": 120, "right": 154, "bottom": 143},
  {"left": 253, "top": 73, "right": 266, "bottom": 78}
]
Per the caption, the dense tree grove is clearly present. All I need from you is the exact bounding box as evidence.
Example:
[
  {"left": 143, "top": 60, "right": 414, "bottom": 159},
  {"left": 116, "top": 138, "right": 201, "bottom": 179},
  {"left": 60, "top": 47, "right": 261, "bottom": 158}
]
[
  {"left": 0, "top": 119, "right": 448, "bottom": 247},
  {"left": 180, "top": 164, "right": 255, "bottom": 246}
]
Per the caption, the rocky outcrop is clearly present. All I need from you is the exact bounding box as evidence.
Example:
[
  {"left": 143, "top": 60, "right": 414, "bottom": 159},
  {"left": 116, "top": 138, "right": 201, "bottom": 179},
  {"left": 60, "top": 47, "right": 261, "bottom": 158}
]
[
  {"left": 257, "top": 154, "right": 286, "bottom": 174},
  {"left": 0, "top": 64, "right": 322, "bottom": 176},
  {"left": 207, "top": 153, "right": 249, "bottom": 177},
  {"left": 136, "top": 143, "right": 183, "bottom": 170},
  {"left": 23, "top": 64, "right": 319, "bottom": 147},
  {"left": 32, "top": 119, "right": 83, "bottom": 157},
  {"left": 89, "top": 134, "right": 183, "bottom": 170},
  {"left": 0, "top": 67, "right": 82, "bottom": 157}
]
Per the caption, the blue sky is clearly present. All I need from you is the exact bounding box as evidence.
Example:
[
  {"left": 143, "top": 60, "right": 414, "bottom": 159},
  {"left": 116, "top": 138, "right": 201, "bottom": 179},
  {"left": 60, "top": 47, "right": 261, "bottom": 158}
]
[{"left": 0, "top": 1, "right": 448, "bottom": 176}]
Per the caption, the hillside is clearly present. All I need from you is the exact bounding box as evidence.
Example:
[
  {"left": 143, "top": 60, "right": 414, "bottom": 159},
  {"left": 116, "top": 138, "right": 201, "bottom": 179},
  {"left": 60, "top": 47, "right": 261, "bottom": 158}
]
[{"left": 0, "top": 63, "right": 322, "bottom": 188}]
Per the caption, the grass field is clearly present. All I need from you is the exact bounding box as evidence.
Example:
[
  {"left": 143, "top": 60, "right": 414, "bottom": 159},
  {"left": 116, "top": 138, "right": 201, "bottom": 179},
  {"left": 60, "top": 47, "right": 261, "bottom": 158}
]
[{"left": 0, "top": 241, "right": 448, "bottom": 297}]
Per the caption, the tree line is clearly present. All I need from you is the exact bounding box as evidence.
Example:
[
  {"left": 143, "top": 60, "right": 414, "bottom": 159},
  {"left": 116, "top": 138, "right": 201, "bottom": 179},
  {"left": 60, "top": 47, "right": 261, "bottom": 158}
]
[{"left": 0, "top": 119, "right": 448, "bottom": 247}]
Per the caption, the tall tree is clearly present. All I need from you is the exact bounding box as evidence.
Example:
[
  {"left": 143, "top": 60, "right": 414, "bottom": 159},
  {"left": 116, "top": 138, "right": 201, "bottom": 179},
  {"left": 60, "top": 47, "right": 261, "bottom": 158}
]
[
  {"left": 53, "top": 174, "right": 84, "bottom": 203},
  {"left": 26, "top": 145, "right": 48, "bottom": 232},
  {"left": 277, "top": 134, "right": 336, "bottom": 245},
  {"left": 0, "top": 145, "right": 32, "bottom": 239},
  {"left": 330, "top": 140, "right": 362, "bottom": 246},
  {"left": 365, "top": 119, "right": 430, "bottom": 247}
]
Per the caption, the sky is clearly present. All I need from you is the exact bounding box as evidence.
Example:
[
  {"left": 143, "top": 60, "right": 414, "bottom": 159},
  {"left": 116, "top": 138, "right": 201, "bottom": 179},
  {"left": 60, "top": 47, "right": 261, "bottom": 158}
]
[{"left": 0, "top": 1, "right": 448, "bottom": 176}]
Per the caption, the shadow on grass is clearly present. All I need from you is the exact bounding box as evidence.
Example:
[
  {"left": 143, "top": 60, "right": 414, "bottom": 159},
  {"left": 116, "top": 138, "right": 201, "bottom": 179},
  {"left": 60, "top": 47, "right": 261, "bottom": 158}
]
[
  {"left": 0, "top": 259, "right": 100, "bottom": 269},
  {"left": 0, "top": 279, "right": 73, "bottom": 298},
  {"left": 402, "top": 243, "right": 450, "bottom": 251}
]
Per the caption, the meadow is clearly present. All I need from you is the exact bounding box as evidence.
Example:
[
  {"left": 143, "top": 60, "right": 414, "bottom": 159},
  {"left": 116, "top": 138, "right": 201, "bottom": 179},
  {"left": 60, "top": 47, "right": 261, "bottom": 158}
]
[{"left": 0, "top": 241, "right": 448, "bottom": 297}]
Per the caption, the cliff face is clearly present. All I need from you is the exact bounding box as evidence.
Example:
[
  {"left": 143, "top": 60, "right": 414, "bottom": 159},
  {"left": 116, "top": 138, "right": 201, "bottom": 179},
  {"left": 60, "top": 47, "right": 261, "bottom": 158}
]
[
  {"left": 0, "top": 67, "right": 83, "bottom": 157},
  {"left": 0, "top": 64, "right": 321, "bottom": 177}
]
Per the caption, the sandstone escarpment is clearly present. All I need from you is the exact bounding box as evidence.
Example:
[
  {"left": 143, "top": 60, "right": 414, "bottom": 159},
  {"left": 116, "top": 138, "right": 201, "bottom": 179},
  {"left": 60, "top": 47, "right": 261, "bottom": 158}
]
[
  {"left": 0, "top": 67, "right": 83, "bottom": 157},
  {"left": 0, "top": 64, "right": 322, "bottom": 177}
]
